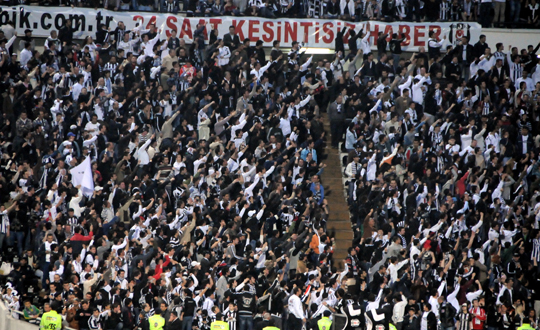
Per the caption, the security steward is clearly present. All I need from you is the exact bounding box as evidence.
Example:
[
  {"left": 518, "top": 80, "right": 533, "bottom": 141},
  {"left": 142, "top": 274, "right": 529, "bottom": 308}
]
[
  {"left": 148, "top": 310, "right": 166, "bottom": 330},
  {"left": 211, "top": 313, "right": 230, "bottom": 330},
  {"left": 40, "top": 302, "right": 63, "bottom": 330},
  {"left": 317, "top": 311, "right": 333, "bottom": 330},
  {"left": 263, "top": 319, "right": 280, "bottom": 330},
  {"left": 517, "top": 320, "right": 535, "bottom": 330}
]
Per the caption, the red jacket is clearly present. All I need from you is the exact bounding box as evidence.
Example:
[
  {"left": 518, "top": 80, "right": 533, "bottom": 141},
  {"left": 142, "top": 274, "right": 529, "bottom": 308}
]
[
  {"left": 71, "top": 231, "right": 93, "bottom": 242},
  {"left": 152, "top": 255, "right": 171, "bottom": 280},
  {"left": 470, "top": 307, "right": 486, "bottom": 330},
  {"left": 456, "top": 171, "right": 470, "bottom": 198}
]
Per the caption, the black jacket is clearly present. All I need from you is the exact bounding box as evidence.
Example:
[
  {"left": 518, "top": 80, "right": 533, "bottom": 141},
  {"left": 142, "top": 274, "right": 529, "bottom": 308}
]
[
  {"left": 59, "top": 25, "right": 74, "bottom": 46},
  {"left": 223, "top": 33, "right": 241, "bottom": 50},
  {"left": 403, "top": 315, "right": 419, "bottom": 330},
  {"left": 233, "top": 291, "right": 256, "bottom": 316},
  {"left": 452, "top": 44, "right": 475, "bottom": 64},
  {"left": 335, "top": 27, "right": 347, "bottom": 54},
  {"left": 424, "top": 311, "right": 437, "bottom": 330},
  {"left": 473, "top": 41, "right": 489, "bottom": 58},
  {"left": 167, "top": 318, "right": 182, "bottom": 330},
  {"left": 439, "top": 303, "right": 457, "bottom": 328}
]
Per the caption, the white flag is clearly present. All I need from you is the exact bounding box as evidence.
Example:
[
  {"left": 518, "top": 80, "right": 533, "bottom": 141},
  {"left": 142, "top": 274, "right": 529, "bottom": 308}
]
[{"left": 69, "top": 156, "right": 94, "bottom": 198}]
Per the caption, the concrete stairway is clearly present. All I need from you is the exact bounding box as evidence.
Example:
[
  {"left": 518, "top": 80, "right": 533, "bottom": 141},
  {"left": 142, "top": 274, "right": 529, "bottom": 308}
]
[{"left": 321, "top": 114, "right": 352, "bottom": 270}]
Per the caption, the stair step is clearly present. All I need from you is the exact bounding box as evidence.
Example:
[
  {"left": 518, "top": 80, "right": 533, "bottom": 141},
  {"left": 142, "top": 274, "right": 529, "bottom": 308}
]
[
  {"left": 330, "top": 224, "right": 353, "bottom": 228},
  {"left": 319, "top": 112, "right": 352, "bottom": 272},
  {"left": 334, "top": 232, "right": 353, "bottom": 240}
]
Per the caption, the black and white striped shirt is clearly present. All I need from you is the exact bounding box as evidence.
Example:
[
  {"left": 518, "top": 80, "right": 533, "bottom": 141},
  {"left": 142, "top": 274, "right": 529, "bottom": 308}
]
[
  {"left": 103, "top": 62, "right": 119, "bottom": 76},
  {"left": 510, "top": 61, "right": 523, "bottom": 82},
  {"left": 0, "top": 211, "right": 10, "bottom": 233},
  {"left": 457, "top": 312, "right": 472, "bottom": 330},
  {"left": 225, "top": 310, "right": 237, "bottom": 330},
  {"left": 88, "top": 315, "right": 102, "bottom": 330},
  {"left": 532, "top": 238, "right": 540, "bottom": 262}
]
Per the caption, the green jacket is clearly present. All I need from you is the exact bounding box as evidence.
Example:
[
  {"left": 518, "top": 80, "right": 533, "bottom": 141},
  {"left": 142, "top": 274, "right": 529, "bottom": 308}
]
[{"left": 24, "top": 305, "right": 40, "bottom": 320}]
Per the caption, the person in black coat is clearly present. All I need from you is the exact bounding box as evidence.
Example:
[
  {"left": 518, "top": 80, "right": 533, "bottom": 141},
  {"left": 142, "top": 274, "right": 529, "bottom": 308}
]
[
  {"left": 377, "top": 32, "right": 388, "bottom": 56},
  {"left": 452, "top": 36, "right": 475, "bottom": 65},
  {"left": 445, "top": 56, "right": 462, "bottom": 83},
  {"left": 167, "top": 311, "right": 182, "bottom": 330},
  {"left": 473, "top": 35, "right": 489, "bottom": 59},
  {"left": 515, "top": 127, "right": 534, "bottom": 159},
  {"left": 255, "top": 313, "right": 271, "bottom": 330},
  {"left": 223, "top": 26, "right": 241, "bottom": 51},
  {"left": 168, "top": 30, "right": 181, "bottom": 51},
  {"left": 335, "top": 27, "right": 347, "bottom": 55},
  {"left": 96, "top": 24, "right": 111, "bottom": 45},
  {"left": 253, "top": 40, "right": 267, "bottom": 66},
  {"left": 403, "top": 307, "right": 420, "bottom": 330},
  {"left": 58, "top": 19, "right": 75, "bottom": 47},
  {"left": 348, "top": 31, "right": 361, "bottom": 57},
  {"left": 422, "top": 303, "right": 438, "bottom": 330},
  {"left": 369, "top": 265, "right": 387, "bottom": 293}
]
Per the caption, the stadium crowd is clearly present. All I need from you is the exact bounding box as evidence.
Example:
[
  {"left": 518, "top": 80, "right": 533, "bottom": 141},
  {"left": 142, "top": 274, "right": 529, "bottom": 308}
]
[{"left": 1, "top": 9, "right": 540, "bottom": 330}]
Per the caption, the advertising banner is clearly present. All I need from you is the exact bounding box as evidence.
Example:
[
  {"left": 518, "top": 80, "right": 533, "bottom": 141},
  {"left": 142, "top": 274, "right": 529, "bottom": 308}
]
[{"left": 0, "top": 6, "right": 481, "bottom": 51}]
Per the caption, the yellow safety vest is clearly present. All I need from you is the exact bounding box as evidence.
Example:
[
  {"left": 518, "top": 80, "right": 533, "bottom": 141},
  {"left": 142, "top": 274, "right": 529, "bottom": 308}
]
[
  {"left": 148, "top": 314, "right": 165, "bottom": 330},
  {"left": 40, "top": 311, "right": 62, "bottom": 330},
  {"left": 390, "top": 324, "right": 397, "bottom": 330},
  {"left": 263, "top": 327, "right": 280, "bottom": 330},
  {"left": 318, "top": 317, "right": 333, "bottom": 330},
  {"left": 517, "top": 325, "right": 535, "bottom": 330},
  {"left": 212, "top": 321, "right": 230, "bottom": 330}
]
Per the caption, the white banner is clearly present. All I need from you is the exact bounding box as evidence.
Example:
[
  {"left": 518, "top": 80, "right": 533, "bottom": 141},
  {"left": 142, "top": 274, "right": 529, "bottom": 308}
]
[
  {"left": 0, "top": 6, "right": 481, "bottom": 51},
  {"left": 69, "top": 156, "right": 94, "bottom": 198}
]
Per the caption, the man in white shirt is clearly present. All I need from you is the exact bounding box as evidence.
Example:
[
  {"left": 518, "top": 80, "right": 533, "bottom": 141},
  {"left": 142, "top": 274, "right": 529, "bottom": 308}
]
[
  {"left": 477, "top": 52, "right": 496, "bottom": 73},
  {"left": 427, "top": 31, "right": 446, "bottom": 58},
  {"left": 288, "top": 287, "right": 305, "bottom": 329},
  {"left": 0, "top": 33, "right": 17, "bottom": 60},
  {"left": 84, "top": 115, "right": 101, "bottom": 137},
  {"left": 251, "top": 55, "right": 282, "bottom": 81},
  {"left": 515, "top": 70, "right": 535, "bottom": 91},
  {"left": 411, "top": 74, "right": 429, "bottom": 106},
  {"left": 140, "top": 31, "right": 162, "bottom": 58},
  {"left": 71, "top": 75, "right": 85, "bottom": 101},
  {"left": 217, "top": 41, "right": 231, "bottom": 67},
  {"left": 359, "top": 29, "right": 372, "bottom": 56},
  {"left": 532, "top": 63, "right": 540, "bottom": 85},
  {"left": 345, "top": 155, "right": 363, "bottom": 179},
  {"left": 118, "top": 32, "right": 140, "bottom": 56},
  {"left": 387, "top": 257, "right": 409, "bottom": 284},
  {"left": 19, "top": 41, "right": 33, "bottom": 66},
  {"left": 135, "top": 133, "right": 155, "bottom": 166},
  {"left": 41, "top": 233, "right": 57, "bottom": 287}
]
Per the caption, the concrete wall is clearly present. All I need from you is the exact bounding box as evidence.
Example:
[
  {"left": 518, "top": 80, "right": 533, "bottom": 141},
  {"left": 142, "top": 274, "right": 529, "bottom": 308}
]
[{"left": 482, "top": 28, "right": 540, "bottom": 51}]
